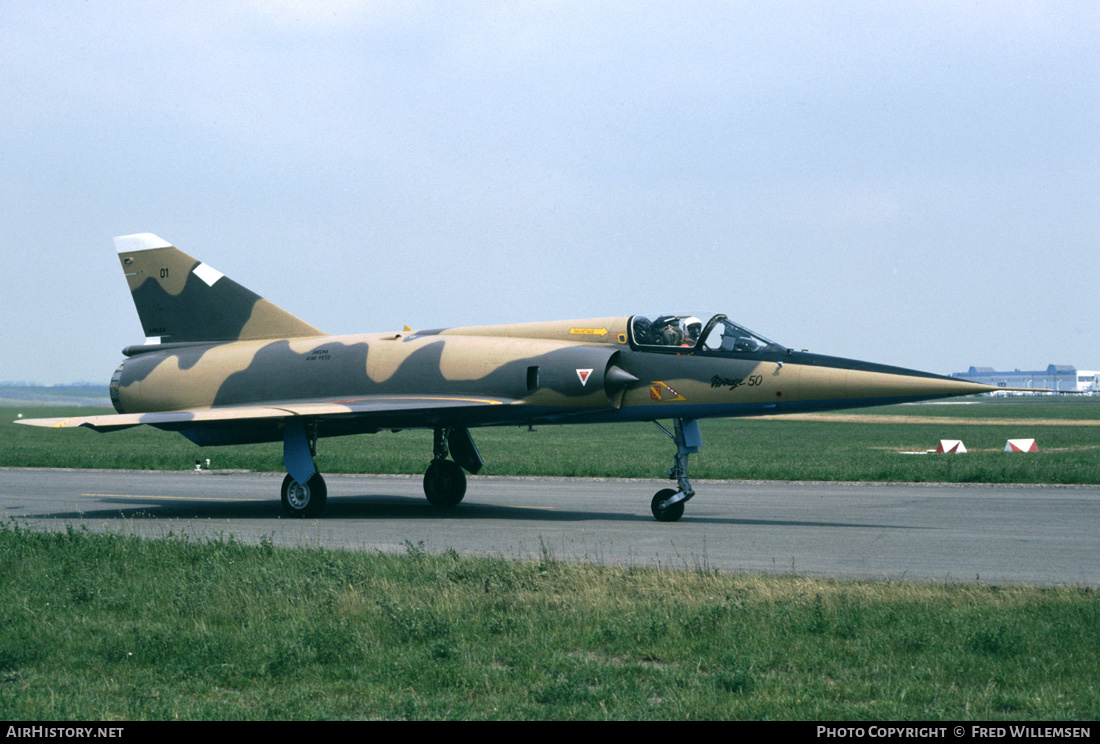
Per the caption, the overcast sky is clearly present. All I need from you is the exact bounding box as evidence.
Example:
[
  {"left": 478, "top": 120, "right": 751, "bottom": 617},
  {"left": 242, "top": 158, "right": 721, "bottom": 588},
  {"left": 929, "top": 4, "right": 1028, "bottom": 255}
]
[{"left": 1, "top": 1, "right": 1097, "bottom": 384}]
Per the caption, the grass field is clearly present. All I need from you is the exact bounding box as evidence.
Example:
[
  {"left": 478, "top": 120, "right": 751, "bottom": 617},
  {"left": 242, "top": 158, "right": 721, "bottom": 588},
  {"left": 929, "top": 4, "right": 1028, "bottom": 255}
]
[
  {"left": 4, "top": 397, "right": 1098, "bottom": 484},
  {"left": 1, "top": 523, "right": 1097, "bottom": 720}
]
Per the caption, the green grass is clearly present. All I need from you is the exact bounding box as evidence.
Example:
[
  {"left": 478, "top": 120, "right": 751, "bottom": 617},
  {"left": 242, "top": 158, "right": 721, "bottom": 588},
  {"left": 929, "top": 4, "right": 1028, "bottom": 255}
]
[
  {"left": 4, "top": 398, "right": 1099, "bottom": 484},
  {"left": 1, "top": 523, "right": 1097, "bottom": 720}
]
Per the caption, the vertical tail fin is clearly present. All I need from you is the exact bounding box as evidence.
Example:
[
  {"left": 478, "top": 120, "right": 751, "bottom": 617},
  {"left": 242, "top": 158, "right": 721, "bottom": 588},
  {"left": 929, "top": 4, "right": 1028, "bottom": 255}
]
[{"left": 114, "top": 233, "right": 324, "bottom": 344}]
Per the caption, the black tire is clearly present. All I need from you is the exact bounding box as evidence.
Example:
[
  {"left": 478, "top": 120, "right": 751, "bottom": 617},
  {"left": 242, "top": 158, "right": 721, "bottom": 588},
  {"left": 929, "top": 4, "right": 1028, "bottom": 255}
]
[
  {"left": 281, "top": 472, "right": 328, "bottom": 518},
  {"left": 651, "top": 488, "right": 685, "bottom": 522},
  {"left": 423, "top": 460, "right": 466, "bottom": 507}
]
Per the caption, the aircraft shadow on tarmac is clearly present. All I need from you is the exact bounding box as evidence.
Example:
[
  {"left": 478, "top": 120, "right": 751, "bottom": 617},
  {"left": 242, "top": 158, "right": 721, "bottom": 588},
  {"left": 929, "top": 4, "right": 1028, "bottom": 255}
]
[{"left": 28, "top": 492, "right": 922, "bottom": 530}]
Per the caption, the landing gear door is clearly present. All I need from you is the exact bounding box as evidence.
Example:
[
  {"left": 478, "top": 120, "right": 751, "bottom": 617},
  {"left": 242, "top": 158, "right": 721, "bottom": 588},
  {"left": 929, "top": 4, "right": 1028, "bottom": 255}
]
[{"left": 447, "top": 427, "right": 484, "bottom": 474}]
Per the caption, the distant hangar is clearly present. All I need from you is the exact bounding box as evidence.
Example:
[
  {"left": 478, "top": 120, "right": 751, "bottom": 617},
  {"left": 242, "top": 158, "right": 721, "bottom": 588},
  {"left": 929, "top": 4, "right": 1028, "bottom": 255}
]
[{"left": 951, "top": 364, "right": 1099, "bottom": 392}]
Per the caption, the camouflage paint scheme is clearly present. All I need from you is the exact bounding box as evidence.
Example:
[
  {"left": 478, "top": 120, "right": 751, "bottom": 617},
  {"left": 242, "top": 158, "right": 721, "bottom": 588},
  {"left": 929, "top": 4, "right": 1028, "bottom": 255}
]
[{"left": 18, "top": 234, "right": 1005, "bottom": 521}]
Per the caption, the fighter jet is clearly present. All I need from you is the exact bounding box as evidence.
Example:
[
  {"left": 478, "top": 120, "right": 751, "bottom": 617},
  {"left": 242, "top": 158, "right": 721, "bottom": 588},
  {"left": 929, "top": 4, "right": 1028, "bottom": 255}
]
[{"left": 18, "top": 233, "right": 1010, "bottom": 521}]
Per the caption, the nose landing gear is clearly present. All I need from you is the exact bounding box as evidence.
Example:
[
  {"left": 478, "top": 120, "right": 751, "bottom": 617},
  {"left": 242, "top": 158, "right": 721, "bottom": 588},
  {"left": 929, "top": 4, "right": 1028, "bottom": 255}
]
[
  {"left": 651, "top": 488, "right": 685, "bottom": 522},
  {"left": 650, "top": 418, "right": 701, "bottom": 522}
]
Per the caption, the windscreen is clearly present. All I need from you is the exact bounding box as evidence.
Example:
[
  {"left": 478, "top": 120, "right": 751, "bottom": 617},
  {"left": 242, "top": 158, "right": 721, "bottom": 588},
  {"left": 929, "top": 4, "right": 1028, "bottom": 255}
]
[{"left": 631, "top": 314, "right": 780, "bottom": 354}]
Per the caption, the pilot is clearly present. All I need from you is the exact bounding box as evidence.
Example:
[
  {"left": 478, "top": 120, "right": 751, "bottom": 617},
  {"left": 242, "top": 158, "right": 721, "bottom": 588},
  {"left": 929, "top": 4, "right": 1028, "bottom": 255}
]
[{"left": 683, "top": 316, "right": 703, "bottom": 346}]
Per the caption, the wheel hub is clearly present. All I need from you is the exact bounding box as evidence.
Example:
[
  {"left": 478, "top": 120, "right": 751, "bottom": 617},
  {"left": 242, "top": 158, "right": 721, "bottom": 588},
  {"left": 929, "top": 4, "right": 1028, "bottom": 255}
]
[{"left": 286, "top": 481, "right": 310, "bottom": 509}]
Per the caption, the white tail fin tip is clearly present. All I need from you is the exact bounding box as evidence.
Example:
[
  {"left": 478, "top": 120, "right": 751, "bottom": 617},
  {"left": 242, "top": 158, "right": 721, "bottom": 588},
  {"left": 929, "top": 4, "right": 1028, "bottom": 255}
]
[{"left": 114, "top": 233, "right": 173, "bottom": 254}]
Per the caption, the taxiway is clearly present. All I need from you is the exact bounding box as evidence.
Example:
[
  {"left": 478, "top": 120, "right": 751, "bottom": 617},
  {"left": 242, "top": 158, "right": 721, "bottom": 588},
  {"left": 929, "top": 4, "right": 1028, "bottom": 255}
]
[{"left": 2, "top": 468, "right": 1097, "bottom": 586}]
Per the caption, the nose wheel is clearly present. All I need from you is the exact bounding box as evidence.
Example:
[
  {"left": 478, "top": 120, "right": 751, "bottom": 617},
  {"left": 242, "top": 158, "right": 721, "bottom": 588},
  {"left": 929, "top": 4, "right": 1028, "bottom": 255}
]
[
  {"left": 651, "top": 488, "right": 685, "bottom": 522},
  {"left": 650, "top": 418, "right": 701, "bottom": 522}
]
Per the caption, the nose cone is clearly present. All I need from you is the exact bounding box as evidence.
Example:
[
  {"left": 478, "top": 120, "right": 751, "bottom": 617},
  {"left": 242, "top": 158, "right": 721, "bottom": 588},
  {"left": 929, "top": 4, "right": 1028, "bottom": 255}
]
[
  {"left": 844, "top": 367, "right": 997, "bottom": 400},
  {"left": 794, "top": 353, "right": 998, "bottom": 409}
]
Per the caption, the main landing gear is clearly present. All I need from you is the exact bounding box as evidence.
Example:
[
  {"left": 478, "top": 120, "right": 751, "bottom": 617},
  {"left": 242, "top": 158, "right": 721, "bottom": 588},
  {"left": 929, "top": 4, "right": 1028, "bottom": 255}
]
[
  {"left": 423, "top": 427, "right": 483, "bottom": 508},
  {"left": 650, "top": 418, "right": 701, "bottom": 522},
  {"left": 278, "top": 420, "right": 485, "bottom": 517},
  {"left": 281, "top": 472, "right": 327, "bottom": 517},
  {"left": 280, "top": 418, "right": 327, "bottom": 518},
  {"left": 424, "top": 459, "right": 465, "bottom": 507}
]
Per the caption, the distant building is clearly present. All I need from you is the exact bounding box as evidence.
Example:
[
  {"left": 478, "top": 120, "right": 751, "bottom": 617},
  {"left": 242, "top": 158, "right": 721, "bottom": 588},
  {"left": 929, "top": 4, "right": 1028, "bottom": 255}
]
[{"left": 951, "top": 365, "right": 1100, "bottom": 392}]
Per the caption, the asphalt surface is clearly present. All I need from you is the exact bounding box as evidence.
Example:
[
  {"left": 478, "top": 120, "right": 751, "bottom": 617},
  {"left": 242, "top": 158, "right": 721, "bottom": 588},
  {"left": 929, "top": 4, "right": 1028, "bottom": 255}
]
[{"left": 2, "top": 467, "right": 1098, "bottom": 586}]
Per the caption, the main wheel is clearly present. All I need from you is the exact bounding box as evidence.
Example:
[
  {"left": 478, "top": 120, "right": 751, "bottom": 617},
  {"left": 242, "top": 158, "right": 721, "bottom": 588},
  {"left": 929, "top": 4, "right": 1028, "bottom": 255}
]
[
  {"left": 423, "top": 459, "right": 466, "bottom": 507},
  {"left": 651, "top": 488, "right": 685, "bottom": 522},
  {"left": 281, "top": 472, "right": 328, "bottom": 518}
]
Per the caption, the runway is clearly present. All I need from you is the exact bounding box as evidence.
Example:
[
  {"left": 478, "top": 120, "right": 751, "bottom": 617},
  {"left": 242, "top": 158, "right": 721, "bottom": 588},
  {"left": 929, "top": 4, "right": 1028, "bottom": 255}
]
[{"left": 3, "top": 467, "right": 1098, "bottom": 587}]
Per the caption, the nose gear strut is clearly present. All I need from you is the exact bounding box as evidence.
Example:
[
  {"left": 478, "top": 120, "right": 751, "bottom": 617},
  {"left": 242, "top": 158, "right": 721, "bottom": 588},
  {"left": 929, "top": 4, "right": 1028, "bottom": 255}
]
[{"left": 650, "top": 418, "right": 701, "bottom": 522}]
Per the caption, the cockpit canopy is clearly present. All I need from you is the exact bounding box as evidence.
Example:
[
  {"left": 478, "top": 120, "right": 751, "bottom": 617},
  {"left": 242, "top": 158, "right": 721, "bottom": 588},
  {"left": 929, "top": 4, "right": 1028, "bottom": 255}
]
[{"left": 630, "top": 314, "right": 781, "bottom": 354}]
